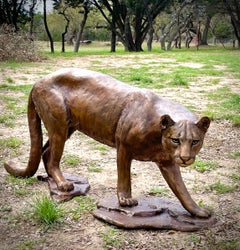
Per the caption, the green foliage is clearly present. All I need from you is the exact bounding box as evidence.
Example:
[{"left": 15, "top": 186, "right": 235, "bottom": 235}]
[
  {"left": 87, "top": 161, "right": 103, "bottom": 173},
  {"left": 149, "top": 187, "right": 170, "bottom": 196},
  {"left": 93, "top": 145, "right": 109, "bottom": 152},
  {"left": 0, "top": 137, "right": 23, "bottom": 148},
  {"left": 231, "top": 173, "right": 240, "bottom": 183},
  {"left": 0, "top": 113, "right": 15, "bottom": 127},
  {"left": 207, "top": 240, "right": 239, "bottom": 250},
  {"left": 99, "top": 228, "right": 125, "bottom": 250},
  {"left": 230, "top": 151, "right": 240, "bottom": 158},
  {"left": 210, "top": 180, "right": 235, "bottom": 194},
  {"left": 14, "top": 239, "right": 46, "bottom": 250},
  {"left": 71, "top": 196, "right": 95, "bottom": 219},
  {"left": 206, "top": 87, "right": 240, "bottom": 125},
  {"left": 169, "top": 72, "right": 188, "bottom": 87},
  {"left": 62, "top": 154, "right": 81, "bottom": 166},
  {"left": 7, "top": 176, "right": 38, "bottom": 196},
  {"left": 31, "top": 194, "right": 63, "bottom": 225},
  {"left": 192, "top": 159, "right": 218, "bottom": 173}
]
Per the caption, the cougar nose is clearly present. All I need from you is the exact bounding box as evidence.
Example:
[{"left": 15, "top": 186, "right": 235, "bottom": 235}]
[{"left": 180, "top": 156, "right": 191, "bottom": 163}]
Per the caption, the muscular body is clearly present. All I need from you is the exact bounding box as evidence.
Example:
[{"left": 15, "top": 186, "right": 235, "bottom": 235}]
[{"left": 4, "top": 68, "right": 211, "bottom": 217}]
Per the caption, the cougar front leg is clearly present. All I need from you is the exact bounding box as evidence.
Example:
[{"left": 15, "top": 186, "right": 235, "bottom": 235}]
[
  {"left": 158, "top": 163, "right": 211, "bottom": 218},
  {"left": 116, "top": 143, "right": 138, "bottom": 207},
  {"left": 44, "top": 135, "right": 74, "bottom": 192}
]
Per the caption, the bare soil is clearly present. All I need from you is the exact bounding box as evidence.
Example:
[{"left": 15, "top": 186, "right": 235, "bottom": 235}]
[{"left": 0, "top": 54, "right": 239, "bottom": 250}]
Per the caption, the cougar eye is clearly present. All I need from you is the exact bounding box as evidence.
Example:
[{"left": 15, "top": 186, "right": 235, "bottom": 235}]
[
  {"left": 171, "top": 138, "right": 180, "bottom": 144},
  {"left": 192, "top": 140, "right": 199, "bottom": 146}
]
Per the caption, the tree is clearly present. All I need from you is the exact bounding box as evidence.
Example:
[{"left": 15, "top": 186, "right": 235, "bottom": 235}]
[
  {"left": 43, "top": 0, "right": 54, "bottom": 52},
  {"left": 0, "top": 0, "right": 28, "bottom": 31},
  {"left": 93, "top": 0, "right": 171, "bottom": 52},
  {"left": 53, "top": 0, "right": 71, "bottom": 52},
  {"left": 29, "top": 0, "right": 38, "bottom": 37},
  {"left": 222, "top": 0, "right": 240, "bottom": 48},
  {"left": 158, "top": 0, "right": 196, "bottom": 50},
  {"left": 73, "top": 0, "right": 90, "bottom": 52}
]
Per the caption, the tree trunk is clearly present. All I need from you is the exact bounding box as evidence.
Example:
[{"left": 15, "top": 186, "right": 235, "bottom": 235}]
[
  {"left": 61, "top": 13, "right": 70, "bottom": 53},
  {"left": 160, "top": 26, "right": 166, "bottom": 50},
  {"left": 74, "top": 3, "right": 89, "bottom": 53},
  {"left": 201, "top": 16, "right": 211, "bottom": 45},
  {"left": 123, "top": 13, "right": 136, "bottom": 51},
  {"left": 43, "top": 0, "right": 54, "bottom": 53},
  {"left": 222, "top": 0, "right": 240, "bottom": 49},
  {"left": 111, "top": 30, "right": 116, "bottom": 52},
  {"left": 29, "top": 0, "right": 37, "bottom": 37},
  {"left": 110, "top": 1, "right": 117, "bottom": 52},
  {"left": 147, "top": 25, "right": 153, "bottom": 51}
]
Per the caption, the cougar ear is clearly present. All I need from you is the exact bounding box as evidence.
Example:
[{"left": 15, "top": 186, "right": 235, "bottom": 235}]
[
  {"left": 196, "top": 116, "right": 211, "bottom": 133},
  {"left": 160, "top": 114, "right": 175, "bottom": 129}
]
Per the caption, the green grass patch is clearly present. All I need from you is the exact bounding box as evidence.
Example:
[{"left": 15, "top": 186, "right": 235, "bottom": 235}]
[
  {"left": 0, "top": 137, "right": 23, "bottom": 148},
  {"left": 14, "top": 239, "right": 46, "bottom": 250},
  {"left": 207, "top": 239, "right": 239, "bottom": 250},
  {"left": 210, "top": 180, "right": 235, "bottom": 194},
  {"left": 31, "top": 194, "right": 64, "bottom": 225},
  {"left": 87, "top": 161, "right": 103, "bottom": 173},
  {"left": 93, "top": 144, "right": 109, "bottom": 152},
  {"left": 0, "top": 84, "right": 32, "bottom": 95},
  {"left": 230, "top": 151, "right": 240, "bottom": 158},
  {"left": 0, "top": 113, "right": 16, "bottom": 127},
  {"left": 99, "top": 228, "right": 125, "bottom": 250},
  {"left": 192, "top": 159, "right": 218, "bottom": 173},
  {"left": 7, "top": 176, "right": 38, "bottom": 196},
  {"left": 205, "top": 87, "right": 240, "bottom": 125},
  {"left": 230, "top": 173, "right": 240, "bottom": 183},
  {"left": 62, "top": 154, "right": 81, "bottom": 166},
  {"left": 71, "top": 196, "right": 95, "bottom": 220},
  {"left": 169, "top": 72, "right": 189, "bottom": 87},
  {"left": 5, "top": 77, "right": 14, "bottom": 83},
  {"left": 149, "top": 187, "right": 170, "bottom": 196}
]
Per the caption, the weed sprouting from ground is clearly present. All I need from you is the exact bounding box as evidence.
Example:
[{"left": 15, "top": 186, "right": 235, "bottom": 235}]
[{"left": 30, "top": 194, "right": 64, "bottom": 225}]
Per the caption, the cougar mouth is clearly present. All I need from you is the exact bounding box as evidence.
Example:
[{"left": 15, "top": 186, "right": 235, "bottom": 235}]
[{"left": 176, "top": 157, "right": 195, "bottom": 167}]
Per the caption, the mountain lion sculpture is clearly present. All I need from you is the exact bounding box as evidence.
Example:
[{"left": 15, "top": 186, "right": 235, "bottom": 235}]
[{"left": 4, "top": 68, "right": 211, "bottom": 218}]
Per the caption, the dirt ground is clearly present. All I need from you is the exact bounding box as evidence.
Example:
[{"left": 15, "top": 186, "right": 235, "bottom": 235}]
[{"left": 0, "top": 54, "right": 239, "bottom": 249}]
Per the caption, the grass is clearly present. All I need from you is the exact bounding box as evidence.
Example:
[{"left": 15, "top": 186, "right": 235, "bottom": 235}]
[
  {"left": 0, "top": 137, "right": 23, "bottom": 148},
  {"left": 14, "top": 239, "right": 46, "bottom": 250},
  {"left": 210, "top": 180, "right": 235, "bottom": 194},
  {"left": 99, "top": 228, "right": 125, "bottom": 250},
  {"left": 71, "top": 196, "right": 95, "bottom": 220},
  {"left": 31, "top": 194, "right": 63, "bottom": 225},
  {"left": 231, "top": 173, "right": 240, "bottom": 183},
  {"left": 205, "top": 87, "right": 240, "bottom": 125},
  {"left": 62, "top": 154, "right": 81, "bottom": 166},
  {"left": 230, "top": 151, "right": 240, "bottom": 158},
  {"left": 169, "top": 72, "right": 189, "bottom": 87},
  {"left": 7, "top": 176, "right": 38, "bottom": 196},
  {"left": 0, "top": 113, "right": 16, "bottom": 127},
  {"left": 192, "top": 159, "right": 218, "bottom": 173},
  {"left": 149, "top": 187, "right": 170, "bottom": 196},
  {"left": 87, "top": 161, "right": 103, "bottom": 173}
]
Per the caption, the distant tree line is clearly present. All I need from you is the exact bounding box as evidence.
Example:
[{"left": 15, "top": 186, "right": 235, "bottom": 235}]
[{"left": 0, "top": 0, "right": 239, "bottom": 53}]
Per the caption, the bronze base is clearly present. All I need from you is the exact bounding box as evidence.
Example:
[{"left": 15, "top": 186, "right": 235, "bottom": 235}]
[
  {"left": 93, "top": 196, "right": 221, "bottom": 231},
  {"left": 37, "top": 173, "right": 90, "bottom": 202}
]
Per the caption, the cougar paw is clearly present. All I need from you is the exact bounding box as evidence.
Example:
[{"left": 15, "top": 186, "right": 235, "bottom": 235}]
[
  {"left": 118, "top": 196, "right": 138, "bottom": 207},
  {"left": 57, "top": 181, "right": 74, "bottom": 192},
  {"left": 193, "top": 207, "right": 211, "bottom": 218}
]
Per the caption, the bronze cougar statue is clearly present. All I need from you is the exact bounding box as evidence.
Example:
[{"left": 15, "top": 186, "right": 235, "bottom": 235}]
[{"left": 4, "top": 68, "right": 211, "bottom": 218}]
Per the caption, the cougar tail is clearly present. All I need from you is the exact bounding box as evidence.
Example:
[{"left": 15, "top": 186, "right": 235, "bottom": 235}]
[{"left": 4, "top": 89, "right": 42, "bottom": 177}]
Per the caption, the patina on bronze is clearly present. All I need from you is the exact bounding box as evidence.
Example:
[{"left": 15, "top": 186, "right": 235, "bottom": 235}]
[
  {"left": 93, "top": 196, "right": 220, "bottom": 231},
  {"left": 4, "top": 68, "right": 212, "bottom": 221}
]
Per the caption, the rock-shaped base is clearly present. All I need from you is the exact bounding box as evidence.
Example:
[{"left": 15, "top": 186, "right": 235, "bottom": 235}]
[
  {"left": 93, "top": 196, "right": 221, "bottom": 232},
  {"left": 37, "top": 173, "right": 90, "bottom": 202}
]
